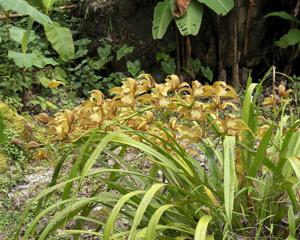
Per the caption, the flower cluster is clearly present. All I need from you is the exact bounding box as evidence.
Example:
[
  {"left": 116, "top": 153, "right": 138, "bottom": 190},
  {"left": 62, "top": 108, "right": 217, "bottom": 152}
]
[{"left": 46, "top": 74, "right": 244, "bottom": 147}]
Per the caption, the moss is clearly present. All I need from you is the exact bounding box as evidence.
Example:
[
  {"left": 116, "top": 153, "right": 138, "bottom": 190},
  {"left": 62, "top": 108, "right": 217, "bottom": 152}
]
[
  {"left": 0, "top": 102, "right": 59, "bottom": 168},
  {"left": 0, "top": 102, "right": 25, "bottom": 134},
  {"left": 0, "top": 152, "right": 8, "bottom": 172}
]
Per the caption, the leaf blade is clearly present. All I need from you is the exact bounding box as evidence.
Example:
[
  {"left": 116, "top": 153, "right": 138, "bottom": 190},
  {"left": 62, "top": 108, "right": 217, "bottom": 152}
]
[
  {"left": 223, "top": 136, "right": 236, "bottom": 226},
  {"left": 152, "top": 0, "right": 173, "bottom": 39},
  {"left": 0, "top": 0, "right": 52, "bottom": 25},
  {"left": 194, "top": 215, "right": 212, "bottom": 240}
]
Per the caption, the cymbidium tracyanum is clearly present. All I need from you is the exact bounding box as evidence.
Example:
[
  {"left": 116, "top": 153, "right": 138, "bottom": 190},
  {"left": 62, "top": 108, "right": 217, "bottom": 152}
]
[{"left": 48, "top": 74, "right": 244, "bottom": 148}]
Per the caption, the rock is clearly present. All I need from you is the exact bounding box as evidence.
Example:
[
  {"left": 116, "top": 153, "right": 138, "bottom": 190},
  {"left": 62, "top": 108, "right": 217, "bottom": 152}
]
[{"left": 8, "top": 169, "right": 53, "bottom": 210}]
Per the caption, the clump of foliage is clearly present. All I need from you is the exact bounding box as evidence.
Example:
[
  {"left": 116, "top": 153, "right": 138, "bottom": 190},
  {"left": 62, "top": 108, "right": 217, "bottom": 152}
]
[
  {"left": 0, "top": 0, "right": 75, "bottom": 110},
  {"left": 0, "top": 0, "right": 139, "bottom": 111},
  {"left": 14, "top": 74, "right": 300, "bottom": 239},
  {"left": 68, "top": 40, "right": 135, "bottom": 95}
]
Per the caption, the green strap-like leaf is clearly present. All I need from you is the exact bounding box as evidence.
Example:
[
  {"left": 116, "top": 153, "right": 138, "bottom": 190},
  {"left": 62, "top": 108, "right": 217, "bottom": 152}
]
[
  {"left": 241, "top": 83, "right": 257, "bottom": 126},
  {"left": 0, "top": 0, "right": 52, "bottom": 25},
  {"left": 38, "top": 195, "right": 117, "bottom": 240},
  {"left": 285, "top": 130, "right": 300, "bottom": 157},
  {"left": 128, "top": 183, "right": 166, "bottom": 239},
  {"left": 279, "top": 121, "right": 300, "bottom": 159},
  {"left": 103, "top": 190, "right": 144, "bottom": 240},
  {"left": 22, "top": 17, "right": 34, "bottom": 53},
  {"left": 145, "top": 204, "right": 175, "bottom": 240},
  {"left": 194, "top": 215, "right": 212, "bottom": 240},
  {"left": 197, "top": 0, "right": 234, "bottom": 16},
  {"left": 152, "top": 0, "right": 173, "bottom": 39},
  {"left": 277, "top": 127, "right": 300, "bottom": 175},
  {"left": 288, "top": 206, "right": 296, "bottom": 237},
  {"left": 249, "top": 126, "right": 274, "bottom": 177},
  {"left": 23, "top": 199, "right": 75, "bottom": 239},
  {"left": 14, "top": 169, "right": 150, "bottom": 240},
  {"left": 223, "top": 136, "right": 236, "bottom": 226}
]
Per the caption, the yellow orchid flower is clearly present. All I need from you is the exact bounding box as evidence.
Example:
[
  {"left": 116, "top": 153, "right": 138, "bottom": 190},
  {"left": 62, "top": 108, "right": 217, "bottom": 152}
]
[
  {"left": 89, "top": 90, "right": 104, "bottom": 106},
  {"left": 154, "top": 83, "right": 171, "bottom": 97},
  {"left": 277, "top": 84, "right": 292, "bottom": 98},
  {"left": 165, "top": 74, "right": 190, "bottom": 92},
  {"left": 262, "top": 94, "right": 280, "bottom": 107}
]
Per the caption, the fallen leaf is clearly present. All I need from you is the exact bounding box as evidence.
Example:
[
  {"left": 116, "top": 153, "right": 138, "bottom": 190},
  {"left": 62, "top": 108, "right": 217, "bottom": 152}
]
[
  {"left": 27, "top": 141, "right": 42, "bottom": 149},
  {"left": 24, "top": 122, "right": 33, "bottom": 133},
  {"left": 11, "top": 138, "right": 22, "bottom": 145},
  {"left": 35, "top": 113, "right": 51, "bottom": 124},
  {"left": 33, "top": 149, "right": 48, "bottom": 160}
]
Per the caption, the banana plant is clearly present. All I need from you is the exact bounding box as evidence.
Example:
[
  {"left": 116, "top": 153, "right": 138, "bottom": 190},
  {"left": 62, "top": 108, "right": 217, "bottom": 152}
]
[
  {"left": 0, "top": 0, "right": 74, "bottom": 67},
  {"left": 152, "top": 0, "right": 234, "bottom": 39}
]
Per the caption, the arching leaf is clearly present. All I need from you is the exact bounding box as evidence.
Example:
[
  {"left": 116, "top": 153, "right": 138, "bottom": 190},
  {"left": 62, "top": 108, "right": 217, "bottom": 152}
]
[
  {"left": 152, "top": 0, "right": 173, "bottom": 39},
  {"left": 265, "top": 11, "right": 300, "bottom": 25},
  {"left": 194, "top": 215, "right": 212, "bottom": 240},
  {"left": 128, "top": 183, "right": 166, "bottom": 239},
  {"left": 145, "top": 204, "right": 175, "bottom": 239}
]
